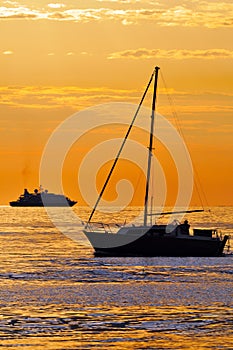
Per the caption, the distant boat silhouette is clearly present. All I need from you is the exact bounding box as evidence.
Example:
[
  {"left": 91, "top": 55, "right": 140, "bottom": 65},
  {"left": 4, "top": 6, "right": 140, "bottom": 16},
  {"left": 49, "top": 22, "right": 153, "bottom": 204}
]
[
  {"left": 83, "top": 67, "right": 229, "bottom": 257},
  {"left": 10, "top": 188, "right": 77, "bottom": 207}
]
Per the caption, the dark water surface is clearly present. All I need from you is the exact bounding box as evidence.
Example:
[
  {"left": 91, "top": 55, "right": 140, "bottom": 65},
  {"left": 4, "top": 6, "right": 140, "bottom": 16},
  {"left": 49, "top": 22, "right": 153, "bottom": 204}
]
[{"left": 0, "top": 207, "right": 232, "bottom": 349}]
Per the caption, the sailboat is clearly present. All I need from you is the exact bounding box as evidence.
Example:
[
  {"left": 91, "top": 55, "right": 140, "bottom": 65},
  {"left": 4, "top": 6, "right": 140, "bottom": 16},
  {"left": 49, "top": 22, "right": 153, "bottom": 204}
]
[{"left": 83, "top": 67, "right": 229, "bottom": 257}]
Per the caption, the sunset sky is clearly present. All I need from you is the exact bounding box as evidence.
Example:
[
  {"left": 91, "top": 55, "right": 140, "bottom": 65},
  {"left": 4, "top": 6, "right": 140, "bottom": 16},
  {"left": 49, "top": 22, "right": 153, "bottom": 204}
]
[{"left": 0, "top": 0, "right": 233, "bottom": 206}]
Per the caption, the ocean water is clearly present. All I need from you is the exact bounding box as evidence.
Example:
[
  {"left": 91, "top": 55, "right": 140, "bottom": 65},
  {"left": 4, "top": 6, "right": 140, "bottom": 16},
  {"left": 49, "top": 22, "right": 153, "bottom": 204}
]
[{"left": 0, "top": 206, "right": 232, "bottom": 349}]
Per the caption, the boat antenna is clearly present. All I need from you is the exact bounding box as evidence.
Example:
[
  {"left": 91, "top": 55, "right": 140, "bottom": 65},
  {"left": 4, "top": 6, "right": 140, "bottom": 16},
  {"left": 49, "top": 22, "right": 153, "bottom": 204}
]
[
  {"left": 87, "top": 69, "right": 156, "bottom": 224},
  {"left": 144, "top": 66, "right": 160, "bottom": 226}
]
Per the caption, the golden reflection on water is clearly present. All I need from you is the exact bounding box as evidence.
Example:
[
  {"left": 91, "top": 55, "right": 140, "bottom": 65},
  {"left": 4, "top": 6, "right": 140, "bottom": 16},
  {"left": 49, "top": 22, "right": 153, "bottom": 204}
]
[
  {"left": 0, "top": 207, "right": 232, "bottom": 349},
  {"left": 0, "top": 304, "right": 232, "bottom": 349}
]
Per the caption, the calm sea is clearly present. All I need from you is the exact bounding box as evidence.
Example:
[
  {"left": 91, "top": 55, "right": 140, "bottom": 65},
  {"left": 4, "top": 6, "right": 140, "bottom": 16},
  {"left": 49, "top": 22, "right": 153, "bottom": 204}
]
[{"left": 0, "top": 206, "right": 232, "bottom": 349}]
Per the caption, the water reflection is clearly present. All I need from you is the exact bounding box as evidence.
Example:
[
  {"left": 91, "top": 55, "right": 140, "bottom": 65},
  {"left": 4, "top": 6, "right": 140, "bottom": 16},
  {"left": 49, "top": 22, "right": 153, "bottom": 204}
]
[
  {"left": 0, "top": 207, "right": 232, "bottom": 349},
  {"left": 0, "top": 304, "right": 232, "bottom": 349}
]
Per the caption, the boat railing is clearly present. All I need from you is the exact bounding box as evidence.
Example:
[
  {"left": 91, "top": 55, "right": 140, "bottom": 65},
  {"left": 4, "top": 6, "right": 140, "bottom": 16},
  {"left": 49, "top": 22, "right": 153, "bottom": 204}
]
[{"left": 84, "top": 222, "right": 121, "bottom": 233}]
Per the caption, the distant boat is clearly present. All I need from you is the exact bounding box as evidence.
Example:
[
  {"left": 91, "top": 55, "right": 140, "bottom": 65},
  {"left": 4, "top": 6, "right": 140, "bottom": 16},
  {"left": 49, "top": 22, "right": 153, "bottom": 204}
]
[
  {"left": 9, "top": 188, "right": 77, "bottom": 207},
  {"left": 83, "top": 67, "right": 229, "bottom": 257}
]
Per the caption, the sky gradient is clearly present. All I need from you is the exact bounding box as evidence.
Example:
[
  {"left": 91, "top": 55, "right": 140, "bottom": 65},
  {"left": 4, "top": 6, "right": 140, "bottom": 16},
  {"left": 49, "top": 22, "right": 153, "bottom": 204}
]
[{"left": 0, "top": 0, "right": 233, "bottom": 206}]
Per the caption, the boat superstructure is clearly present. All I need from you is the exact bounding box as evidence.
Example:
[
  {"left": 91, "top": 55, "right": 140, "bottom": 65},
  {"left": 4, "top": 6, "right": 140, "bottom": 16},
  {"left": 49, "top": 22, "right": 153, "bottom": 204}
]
[{"left": 10, "top": 188, "right": 77, "bottom": 207}]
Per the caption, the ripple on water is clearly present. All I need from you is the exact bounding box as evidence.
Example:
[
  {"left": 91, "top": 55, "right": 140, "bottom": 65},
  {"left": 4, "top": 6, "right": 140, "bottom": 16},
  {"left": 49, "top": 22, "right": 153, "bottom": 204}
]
[
  {"left": 0, "top": 305, "right": 232, "bottom": 349},
  {"left": 0, "top": 207, "right": 232, "bottom": 349}
]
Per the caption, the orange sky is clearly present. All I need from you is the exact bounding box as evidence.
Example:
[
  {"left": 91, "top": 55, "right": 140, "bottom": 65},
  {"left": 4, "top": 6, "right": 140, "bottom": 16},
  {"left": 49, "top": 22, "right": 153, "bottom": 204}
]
[{"left": 0, "top": 0, "right": 233, "bottom": 206}]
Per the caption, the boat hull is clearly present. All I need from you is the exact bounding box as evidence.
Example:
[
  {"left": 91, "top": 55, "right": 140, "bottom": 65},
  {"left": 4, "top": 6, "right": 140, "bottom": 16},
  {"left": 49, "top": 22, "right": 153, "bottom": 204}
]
[
  {"left": 9, "top": 201, "right": 77, "bottom": 207},
  {"left": 84, "top": 231, "right": 229, "bottom": 257}
]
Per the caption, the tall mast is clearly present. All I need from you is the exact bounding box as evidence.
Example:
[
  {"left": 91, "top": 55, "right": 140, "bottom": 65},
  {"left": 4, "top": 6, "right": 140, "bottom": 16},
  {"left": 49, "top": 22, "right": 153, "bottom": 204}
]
[{"left": 144, "top": 66, "right": 160, "bottom": 226}]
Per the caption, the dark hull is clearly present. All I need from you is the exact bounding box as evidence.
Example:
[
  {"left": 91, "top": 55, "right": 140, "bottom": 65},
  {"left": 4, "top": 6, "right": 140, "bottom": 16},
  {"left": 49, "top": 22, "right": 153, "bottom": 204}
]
[
  {"left": 84, "top": 232, "right": 229, "bottom": 257},
  {"left": 9, "top": 201, "right": 77, "bottom": 207}
]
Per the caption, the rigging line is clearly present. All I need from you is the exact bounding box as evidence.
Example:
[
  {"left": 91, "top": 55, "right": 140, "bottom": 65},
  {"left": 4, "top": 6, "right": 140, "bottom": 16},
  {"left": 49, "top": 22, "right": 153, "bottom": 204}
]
[
  {"left": 160, "top": 71, "right": 209, "bottom": 211},
  {"left": 87, "top": 70, "right": 155, "bottom": 224}
]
